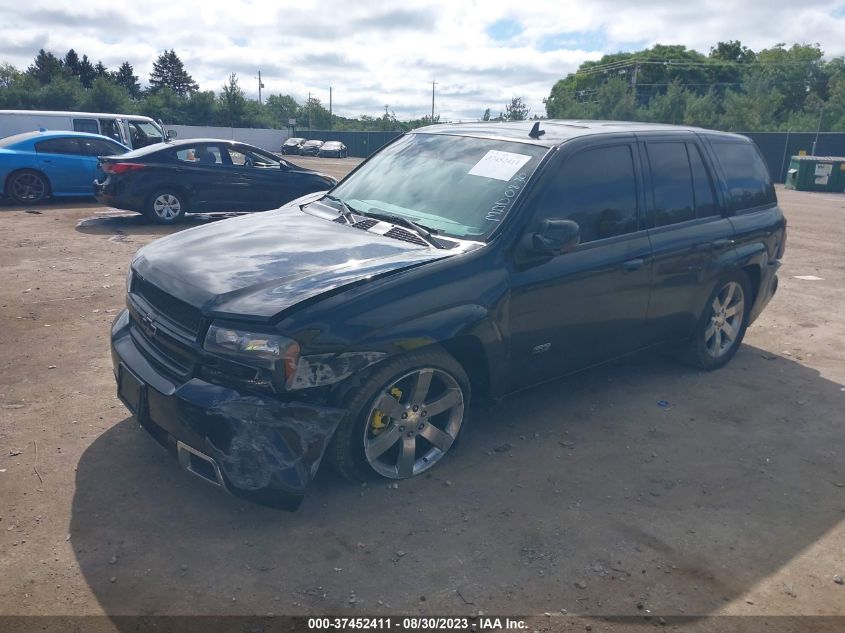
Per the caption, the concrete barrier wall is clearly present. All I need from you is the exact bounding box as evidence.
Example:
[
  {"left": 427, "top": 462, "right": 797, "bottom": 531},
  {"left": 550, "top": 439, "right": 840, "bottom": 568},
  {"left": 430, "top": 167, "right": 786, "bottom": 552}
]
[{"left": 168, "top": 125, "right": 290, "bottom": 152}]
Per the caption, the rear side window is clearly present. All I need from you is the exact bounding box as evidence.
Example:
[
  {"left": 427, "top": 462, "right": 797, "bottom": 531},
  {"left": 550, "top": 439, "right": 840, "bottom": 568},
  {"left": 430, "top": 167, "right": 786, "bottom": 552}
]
[
  {"left": 175, "top": 145, "right": 223, "bottom": 165},
  {"left": 80, "top": 138, "right": 124, "bottom": 156},
  {"left": 534, "top": 144, "right": 639, "bottom": 243},
  {"left": 688, "top": 143, "right": 719, "bottom": 217},
  {"left": 35, "top": 138, "right": 85, "bottom": 155},
  {"left": 72, "top": 118, "right": 99, "bottom": 134},
  {"left": 647, "top": 142, "right": 695, "bottom": 227},
  {"left": 711, "top": 141, "right": 775, "bottom": 212}
]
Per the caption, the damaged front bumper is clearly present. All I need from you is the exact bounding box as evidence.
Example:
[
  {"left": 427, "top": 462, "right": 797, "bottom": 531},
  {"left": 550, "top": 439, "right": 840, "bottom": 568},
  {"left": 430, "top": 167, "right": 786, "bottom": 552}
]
[{"left": 110, "top": 309, "right": 345, "bottom": 510}]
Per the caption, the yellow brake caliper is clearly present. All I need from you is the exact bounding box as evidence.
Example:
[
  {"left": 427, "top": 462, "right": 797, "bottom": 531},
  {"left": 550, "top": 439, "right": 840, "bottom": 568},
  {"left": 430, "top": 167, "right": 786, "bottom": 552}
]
[{"left": 371, "top": 387, "right": 403, "bottom": 435}]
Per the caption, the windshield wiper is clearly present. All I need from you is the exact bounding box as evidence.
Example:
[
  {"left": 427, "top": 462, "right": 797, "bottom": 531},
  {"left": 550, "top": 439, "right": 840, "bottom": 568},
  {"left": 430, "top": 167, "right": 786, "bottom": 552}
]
[
  {"left": 323, "top": 194, "right": 358, "bottom": 224},
  {"left": 358, "top": 208, "right": 445, "bottom": 249}
]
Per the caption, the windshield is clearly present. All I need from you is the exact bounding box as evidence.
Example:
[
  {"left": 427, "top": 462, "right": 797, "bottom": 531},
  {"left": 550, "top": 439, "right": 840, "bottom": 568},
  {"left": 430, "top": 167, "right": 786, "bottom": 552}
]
[{"left": 330, "top": 133, "right": 548, "bottom": 240}]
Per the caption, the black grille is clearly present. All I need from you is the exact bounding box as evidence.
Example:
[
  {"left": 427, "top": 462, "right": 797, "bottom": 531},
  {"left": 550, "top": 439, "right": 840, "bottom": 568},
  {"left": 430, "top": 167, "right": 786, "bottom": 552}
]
[
  {"left": 384, "top": 227, "right": 429, "bottom": 247},
  {"left": 127, "top": 303, "right": 195, "bottom": 381},
  {"left": 332, "top": 217, "right": 379, "bottom": 231},
  {"left": 352, "top": 218, "right": 378, "bottom": 230},
  {"left": 132, "top": 276, "right": 202, "bottom": 336}
]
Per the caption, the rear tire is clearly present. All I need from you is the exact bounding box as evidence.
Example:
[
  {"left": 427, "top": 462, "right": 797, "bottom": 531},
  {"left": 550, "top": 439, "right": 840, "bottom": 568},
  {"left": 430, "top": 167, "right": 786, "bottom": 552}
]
[
  {"left": 330, "top": 347, "right": 471, "bottom": 482},
  {"left": 6, "top": 169, "right": 49, "bottom": 204},
  {"left": 145, "top": 190, "right": 187, "bottom": 224},
  {"left": 682, "top": 270, "right": 752, "bottom": 370}
]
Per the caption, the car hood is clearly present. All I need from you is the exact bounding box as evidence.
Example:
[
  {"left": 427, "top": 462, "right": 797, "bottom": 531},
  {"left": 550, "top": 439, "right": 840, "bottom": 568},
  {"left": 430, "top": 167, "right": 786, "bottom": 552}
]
[{"left": 132, "top": 195, "right": 457, "bottom": 321}]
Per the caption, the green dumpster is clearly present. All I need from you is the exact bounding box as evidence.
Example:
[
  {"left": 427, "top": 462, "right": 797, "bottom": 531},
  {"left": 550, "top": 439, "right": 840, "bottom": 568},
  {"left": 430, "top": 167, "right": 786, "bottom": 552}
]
[{"left": 784, "top": 155, "right": 845, "bottom": 192}]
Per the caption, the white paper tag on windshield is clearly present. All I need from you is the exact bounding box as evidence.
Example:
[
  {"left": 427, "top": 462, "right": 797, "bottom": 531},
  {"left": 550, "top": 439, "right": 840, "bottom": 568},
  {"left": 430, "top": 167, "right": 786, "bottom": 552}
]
[{"left": 468, "top": 150, "right": 532, "bottom": 181}]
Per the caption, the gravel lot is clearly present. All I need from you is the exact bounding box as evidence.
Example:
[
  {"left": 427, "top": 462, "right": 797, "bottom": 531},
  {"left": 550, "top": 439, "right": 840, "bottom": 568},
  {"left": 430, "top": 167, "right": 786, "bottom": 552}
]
[{"left": 1, "top": 155, "right": 844, "bottom": 631}]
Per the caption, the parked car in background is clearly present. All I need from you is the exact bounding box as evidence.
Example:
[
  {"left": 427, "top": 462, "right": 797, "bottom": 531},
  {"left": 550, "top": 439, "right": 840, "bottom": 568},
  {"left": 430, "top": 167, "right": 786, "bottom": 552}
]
[
  {"left": 0, "top": 110, "right": 169, "bottom": 149},
  {"left": 1, "top": 130, "right": 129, "bottom": 204},
  {"left": 110, "top": 120, "right": 784, "bottom": 510},
  {"left": 317, "top": 141, "right": 348, "bottom": 158},
  {"left": 94, "top": 138, "right": 337, "bottom": 224},
  {"left": 299, "top": 139, "right": 323, "bottom": 156},
  {"left": 281, "top": 137, "right": 306, "bottom": 155}
]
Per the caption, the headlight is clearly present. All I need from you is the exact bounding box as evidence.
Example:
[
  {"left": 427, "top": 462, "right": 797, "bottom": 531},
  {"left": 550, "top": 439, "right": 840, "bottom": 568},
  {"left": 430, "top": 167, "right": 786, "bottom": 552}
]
[
  {"left": 204, "top": 324, "right": 300, "bottom": 385},
  {"left": 126, "top": 267, "right": 134, "bottom": 294}
]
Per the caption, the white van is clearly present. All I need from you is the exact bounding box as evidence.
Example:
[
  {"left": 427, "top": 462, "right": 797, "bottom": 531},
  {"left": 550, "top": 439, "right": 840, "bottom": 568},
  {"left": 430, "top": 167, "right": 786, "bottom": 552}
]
[{"left": 0, "top": 110, "right": 173, "bottom": 149}]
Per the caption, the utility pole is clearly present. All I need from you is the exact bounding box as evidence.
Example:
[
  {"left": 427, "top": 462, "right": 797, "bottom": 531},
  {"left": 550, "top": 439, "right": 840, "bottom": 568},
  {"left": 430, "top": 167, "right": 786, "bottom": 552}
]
[
  {"left": 631, "top": 62, "right": 639, "bottom": 104},
  {"left": 329, "top": 86, "right": 332, "bottom": 130},
  {"left": 811, "top": 106, "right": 823, "bottom": 155},
  {"left": 431, "top": 80, "right": 437, "bottom": 123},
  {"left": 257, "top": 70, "right": 264, "bottom": 105}
]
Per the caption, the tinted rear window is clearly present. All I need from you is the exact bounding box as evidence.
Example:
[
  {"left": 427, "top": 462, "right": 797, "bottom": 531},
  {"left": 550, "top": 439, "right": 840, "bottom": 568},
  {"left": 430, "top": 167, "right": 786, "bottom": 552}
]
[
  {"left": 711, "top": 141, "right": 776, "bottom": 212},
  {"left": 688, "top": 143, "right": 719, "bottom": 217},
  {"left": 35, "top": 138, "right": 85, "bottom": 155},
  {"left": 647, "top": 142, "right": 695, "bottom": 227}
]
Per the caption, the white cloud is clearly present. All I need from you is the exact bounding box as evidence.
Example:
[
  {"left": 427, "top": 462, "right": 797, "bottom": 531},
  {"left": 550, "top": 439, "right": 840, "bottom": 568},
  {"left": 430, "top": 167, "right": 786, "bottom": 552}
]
[{"left": 2, "top": 0, "right": 844, "bottom": 121}]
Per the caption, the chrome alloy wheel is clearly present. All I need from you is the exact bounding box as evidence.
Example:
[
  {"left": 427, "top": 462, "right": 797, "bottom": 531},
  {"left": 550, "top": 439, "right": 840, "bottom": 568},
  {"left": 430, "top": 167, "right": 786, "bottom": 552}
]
[
  {"left": 152, "top": 194, "right": 181, "bottom": 220},
  {"left": 705, "top": 281, "right": 745, "bottom": 358},
  {"left": 363, "top": 368, "right": 465, "bottom": 479}
]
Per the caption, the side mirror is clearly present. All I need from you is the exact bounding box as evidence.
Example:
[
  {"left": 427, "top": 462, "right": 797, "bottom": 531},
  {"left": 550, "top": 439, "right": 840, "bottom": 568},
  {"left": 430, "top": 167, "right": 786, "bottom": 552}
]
[
  {"left": 526, "top": 219, "right": 580, "bottom": 257},
  {"left": 166, "top": 130, "right": 177, "bottom": 139}
]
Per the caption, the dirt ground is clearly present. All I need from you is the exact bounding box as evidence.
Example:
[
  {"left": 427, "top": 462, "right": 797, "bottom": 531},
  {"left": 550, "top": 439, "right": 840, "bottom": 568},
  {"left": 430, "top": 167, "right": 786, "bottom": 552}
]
[{"left": 1, "top": 156, "right": 844, "bottom": 631}]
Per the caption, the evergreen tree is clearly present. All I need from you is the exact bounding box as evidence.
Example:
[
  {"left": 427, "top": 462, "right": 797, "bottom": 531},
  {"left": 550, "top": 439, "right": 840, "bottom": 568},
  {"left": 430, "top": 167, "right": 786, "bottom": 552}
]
[
  {"left": 94, "top": 61, "right": 108, "bottom": 78},
  {"left": 27, "top": 49, "right": 64, "bottom": 85},
  {"left": 218, "top": 73, "right": 246, "bottom": 126},
  {"left": 149, "top": 50, "right": 198, "bottom": 96},
  {"left": 78, "top": 55, "right": 96, "bottom": 88},
  {"left": 64, "top": 49, "right": 81, "bottom": 76},
  {"left": 112, "top": 61, "right": 141, "bottom": 99},
  {"left": 85, "top": 76, "right": 129, "bottom": 112}
]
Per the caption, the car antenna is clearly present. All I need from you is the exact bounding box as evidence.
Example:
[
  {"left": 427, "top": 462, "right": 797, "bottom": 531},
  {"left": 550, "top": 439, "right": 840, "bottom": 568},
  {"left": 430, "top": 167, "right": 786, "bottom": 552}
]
[{"left": 528, "top": 121, "right": 545, "bottom": 138}]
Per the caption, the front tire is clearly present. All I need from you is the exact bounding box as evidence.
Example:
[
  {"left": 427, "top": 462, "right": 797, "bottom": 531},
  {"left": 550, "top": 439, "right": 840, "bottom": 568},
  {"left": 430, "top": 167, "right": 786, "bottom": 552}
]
[
  {"left": 330, "top": 348, "right": 470, "bottom": 482},
  {"left": 683, "top": 271, "right": 751, "bottom": 370},
  {"left": 146, "top": 190, "right": 187, "bottom": 224},
  {"left": 6, "top": 170, "right": 49, "bottom": 204}
]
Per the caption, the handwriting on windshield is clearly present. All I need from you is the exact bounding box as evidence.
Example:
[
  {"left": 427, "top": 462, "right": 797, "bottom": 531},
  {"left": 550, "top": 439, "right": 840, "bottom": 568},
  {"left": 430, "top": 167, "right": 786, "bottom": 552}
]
[{"left": 486, "top": 173, "right": 527, "bottom": 223}]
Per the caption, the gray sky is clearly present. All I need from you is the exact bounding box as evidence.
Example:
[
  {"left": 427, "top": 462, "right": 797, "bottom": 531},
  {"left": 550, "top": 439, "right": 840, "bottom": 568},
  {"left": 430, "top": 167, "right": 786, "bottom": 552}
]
[{"left": 3, "top": 0, "right": 845, "bottom": 121}]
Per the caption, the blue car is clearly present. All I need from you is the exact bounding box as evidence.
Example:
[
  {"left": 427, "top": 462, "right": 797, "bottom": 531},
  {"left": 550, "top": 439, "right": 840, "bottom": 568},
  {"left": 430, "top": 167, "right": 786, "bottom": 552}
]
[{"left": 0, "top": 130, "right": 129, "bottom": 204}]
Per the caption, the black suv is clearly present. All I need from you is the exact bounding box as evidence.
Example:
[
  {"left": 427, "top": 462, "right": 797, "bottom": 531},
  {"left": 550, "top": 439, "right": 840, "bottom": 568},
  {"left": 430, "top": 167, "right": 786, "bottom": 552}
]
[{"left": 111, "top": 120, "right": 785, "bottom": 509}]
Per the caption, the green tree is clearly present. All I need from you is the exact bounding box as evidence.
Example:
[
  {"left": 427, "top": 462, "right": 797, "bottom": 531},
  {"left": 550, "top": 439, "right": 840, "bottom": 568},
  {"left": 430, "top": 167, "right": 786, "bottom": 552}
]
[
  {"left": 683, "top": 90, "right": 720, "bottom": 128},
  {"left": 645, "top": 80, "right": 688, "bottom": 124},
  {"left": 183, "top": 90, "right": 217, "bottom": 125},
  {"left": 503, "top": 96, "right": 529, "bottom": 120},
  {"left": 722, "top": 76, "right": 784, "bottom": 131},
  {"left": 594, "top": 77, "right": 636, "bottom": 120},
  {"left": 218, "top": 73, "right": 246, "bottom": 126},
  {"left": 482, "top": 107, "right": 491, "bottom": 121},
  {"left": 709, "top": 40, "right": 757, "bottom": 64},
  {"left": 63, "top": 49, "right": 81, "bottom": 77},
  {"left": 0, "top": 62, "right": 20, "bottom": 89},
  {"left": 149, "top": 50, "right": 198, "bottom": 96},
  {"left": 27, "top": 49, "right": 64, "bottom": 84},
  {"left": 138, "top": 86, "right": 184, "bottom": 123},
  {"left": 41, "top": 76, "right": 86, "bottom": 109},
  {"left": 754, "top": 43, "right": 824, "bottom": 115},
  {"left": 77, "top": 55, "right": 96, "bottom": 88},
  {"left": 112, "top": 62, "right": 141, "bottom": 99},
  {"left": 299, "top": 96, "right": 331, "bottom": 129},
  {"left": 85, "top": 76, "right": 129, "bottom": 112},
  {"left": 265, "top": 94, "right": 300, "bottom": 126}
]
